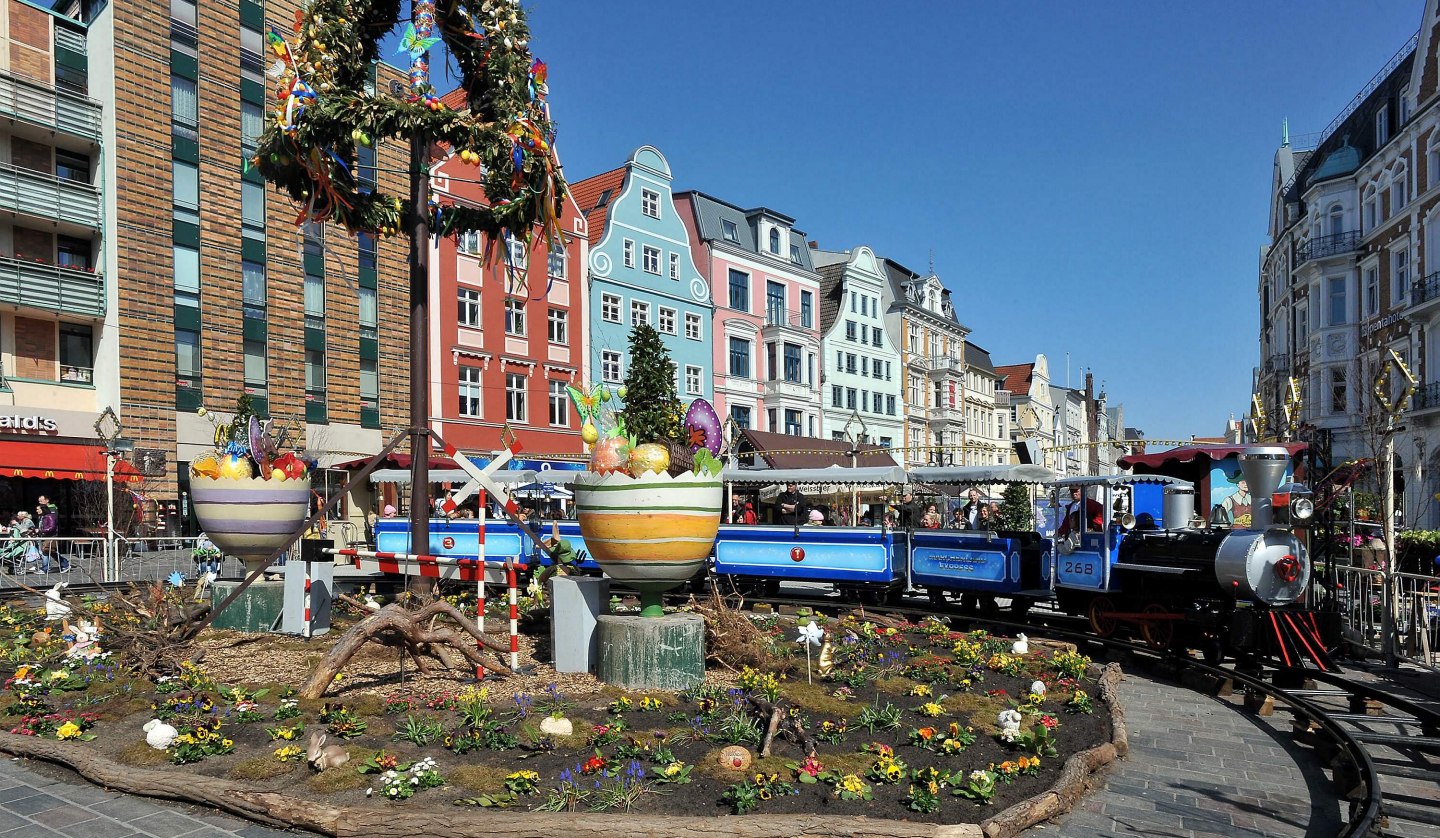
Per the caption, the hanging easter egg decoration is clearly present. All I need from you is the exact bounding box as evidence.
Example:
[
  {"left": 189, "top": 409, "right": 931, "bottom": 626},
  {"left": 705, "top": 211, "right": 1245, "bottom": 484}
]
[
  {"left": 683, "top": 397, "right": 723, "bottom": 457},
  {"left": 580, "top": 423, "right": 599, "bottom": 445},
  {"left": 616, "top": 385, "right": 627, "bottom": 400}
]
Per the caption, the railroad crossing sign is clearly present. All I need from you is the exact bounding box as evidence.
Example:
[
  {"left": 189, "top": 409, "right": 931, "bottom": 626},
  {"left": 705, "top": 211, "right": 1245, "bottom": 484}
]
[
  {"left": 1372, "top": 349, "right": 1417, "bottom": 419},
  {"left": 438, "top": 435, "right": 521, "bottom": 518}
]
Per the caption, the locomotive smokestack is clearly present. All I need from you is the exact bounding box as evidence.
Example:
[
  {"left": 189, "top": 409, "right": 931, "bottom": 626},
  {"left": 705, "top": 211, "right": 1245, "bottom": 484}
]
[{"left": 1239, "top": 446, "right": 1289, "bottom": 529}]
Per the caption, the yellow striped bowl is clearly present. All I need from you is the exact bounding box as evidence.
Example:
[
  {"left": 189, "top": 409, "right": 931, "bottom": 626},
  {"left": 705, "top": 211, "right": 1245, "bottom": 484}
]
[
  {"left": 190, "top": 476, "right": 310, "bottom": 573},
  {"left": 573, "top": 470, "right": 722, "bottom": 595}
]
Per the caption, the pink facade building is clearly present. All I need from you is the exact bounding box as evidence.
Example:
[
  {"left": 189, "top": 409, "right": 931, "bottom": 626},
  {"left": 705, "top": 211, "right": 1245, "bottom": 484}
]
[{"left": 676, "top": 192, "right": 822, "bottom": 436}]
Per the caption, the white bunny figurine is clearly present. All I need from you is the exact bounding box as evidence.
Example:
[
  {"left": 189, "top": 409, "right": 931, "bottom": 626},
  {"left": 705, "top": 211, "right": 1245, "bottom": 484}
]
[
  {"left": 1011, "top": 633, "right": 1029, "bottom": 656},
  {"left": 306, "top": 730, "right": 350, "bottom": 771},
  {"left": 44, "top": 582, "right": 70, "bottom": 622},
  {"left": 143, "top": 719, "right": 178, "bottom": 750}
]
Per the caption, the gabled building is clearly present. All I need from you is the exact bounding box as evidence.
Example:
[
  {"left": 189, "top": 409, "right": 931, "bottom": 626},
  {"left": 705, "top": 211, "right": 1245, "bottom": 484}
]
[
  {"left": 427, "top": 136, "right": 589, "bottom": 456},
  {"left": 1051, "top": 386, "right": 1088, "bottom": 476},
  {"left": 675, "top": 191, "right": 822, "bottom": 435},
  {"left": 572, "top": 147, "right": 712, "bottom": 404},
  {"left": 813, "top": 246, "right": 903, "bottom": 448},
  {"left": 997, "top": 356, "right": 1056, "bottom": 467},
  {"left": 963, "top": 342, "right": 1011, "bottom": 466},
  {"left": 882, "top": 258, "right": 969, "bottom": 467}
]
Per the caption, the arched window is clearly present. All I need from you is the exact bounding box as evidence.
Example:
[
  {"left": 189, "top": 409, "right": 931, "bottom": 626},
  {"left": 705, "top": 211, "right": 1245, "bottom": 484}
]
[
  {"left": 768, "top": 227, "right": 781, "bottom": 254},
  {"left": 1328, "top": 204, "right": 1345, "bottom": 237},
  {"left": 1363, "top": 184, "right": 1379, "bottom": 231}
]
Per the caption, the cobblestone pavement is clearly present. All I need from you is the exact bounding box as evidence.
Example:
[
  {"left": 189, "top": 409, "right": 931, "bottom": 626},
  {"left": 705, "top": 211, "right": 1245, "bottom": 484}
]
[
  {"left": 0, "top": 757, "right": 310, "bottom": 838},
  {"left": 1030, "top": 665, "right": 1346, "bottom": 838}
]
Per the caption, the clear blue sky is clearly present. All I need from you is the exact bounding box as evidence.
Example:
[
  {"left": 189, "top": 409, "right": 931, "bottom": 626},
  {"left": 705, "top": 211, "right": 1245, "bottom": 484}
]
[{"left": 419, "top": 1, "right": 1424, "bottom": 442}]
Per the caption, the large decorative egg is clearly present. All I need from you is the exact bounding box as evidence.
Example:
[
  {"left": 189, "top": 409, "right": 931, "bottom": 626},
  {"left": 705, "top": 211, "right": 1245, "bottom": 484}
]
[
  {"left": 217, "top": 454, "right": 254, "bottom": 480},
  {"left": 588, "top": 436, "right": 628, "bottom": 474},
  {"left": 683, "top": 398, "right": 722, "bottom": 456},
  {"left": 627, "top": 443, "right": 670, "bottom": 477},
  {"left": 190, "top": 453, "right": 221, "bottom": 479}
]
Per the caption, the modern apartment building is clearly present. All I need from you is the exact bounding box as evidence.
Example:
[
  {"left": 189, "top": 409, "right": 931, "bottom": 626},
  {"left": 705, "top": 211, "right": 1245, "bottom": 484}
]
[
  {"left": 675, "top": 190, "right": 821, "bottom": 435},
  {"left": 813, "top": 246, "right": 903, "bottom": 447}
]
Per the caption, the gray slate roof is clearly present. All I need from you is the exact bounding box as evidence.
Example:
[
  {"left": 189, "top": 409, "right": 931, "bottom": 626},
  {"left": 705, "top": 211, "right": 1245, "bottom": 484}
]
[{"left": 677, "top": 190, "right": 816, "bottom": 272}]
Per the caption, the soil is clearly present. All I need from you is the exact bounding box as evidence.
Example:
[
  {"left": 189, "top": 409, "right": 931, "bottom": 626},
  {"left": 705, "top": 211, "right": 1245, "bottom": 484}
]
[{"left": 42, "top": 623, "right": 1111, "bottom": 825}]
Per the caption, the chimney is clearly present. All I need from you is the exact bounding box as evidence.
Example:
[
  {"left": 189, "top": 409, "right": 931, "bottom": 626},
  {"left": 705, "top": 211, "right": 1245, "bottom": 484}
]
[{"left": 1239, "top": 446, "right": 1289, "bottom": 529}]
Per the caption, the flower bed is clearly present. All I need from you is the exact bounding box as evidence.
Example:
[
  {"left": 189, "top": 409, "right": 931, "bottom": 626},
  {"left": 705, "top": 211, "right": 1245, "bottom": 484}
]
[{"left": 0, "top": 601, "right": 1114, "bottom": 828}]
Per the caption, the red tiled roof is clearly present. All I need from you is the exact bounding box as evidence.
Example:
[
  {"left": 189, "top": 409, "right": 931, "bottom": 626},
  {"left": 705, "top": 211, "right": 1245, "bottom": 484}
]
[
  {"left": 995, "top": 363, "right": 1033, "bottom": 396},
  {"left": 569, "top": 166, "right": 626, "bottom": 248},
  {"left": 440, "top": 88, "right": 467, "bottom": 110}
]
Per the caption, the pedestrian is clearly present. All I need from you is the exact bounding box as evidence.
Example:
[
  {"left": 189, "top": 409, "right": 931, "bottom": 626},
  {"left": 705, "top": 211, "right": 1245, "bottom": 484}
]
[
  {"left": 36, "top": 501, "right": 65, "bottom": 573},
  {"left": 806, "top": 509, "right": 826, "bottom": 527},
  {"left": 960, "top": 488, "right": 985, "bottom": 529},
  {"left": 740, "top": 501, "right": 757, "bottom": 525},
  {"left": 383, "top": 504, "right": 397, "bottom": 518},
  {"left": 1057, "top": 486, "right": 1105, "bottom": 540},
  {"left": 192, "top": 532, "right": 221, "bottom": 575},
  {"left": 920, "top": 503, "right": 942, "bottom": 530},
  {"left": 948, "top": 507, "right": 965, "bottom": 529},
  {"left": 776, "top": 482, "right": 807, "bottom": 526},
  {"left": 893, "top": 492, "right": 918, "bottom": 528}
]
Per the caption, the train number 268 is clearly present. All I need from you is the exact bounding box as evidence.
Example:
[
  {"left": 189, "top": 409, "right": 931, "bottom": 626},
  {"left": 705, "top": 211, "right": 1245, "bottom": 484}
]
[{"left": 1062, "top": 561, "right": 1095, "bottom": 576}]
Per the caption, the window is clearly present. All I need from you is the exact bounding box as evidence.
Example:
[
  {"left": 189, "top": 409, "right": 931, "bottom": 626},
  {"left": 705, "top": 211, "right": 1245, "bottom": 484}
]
[
  {"left": 506, "top": 372, "right": 527, "bottom": 422},
  {"left": 547, "top": 247, "right": 567, "bottom": 280},
  {"left": 640, "top": 188, "right": 660, "bottom": 218},
  {"left": 845, "top": 353, "right": 856, "bottom": 374},
  {"left": 768, "top": 227, "right": 781, "bottom": 254},
  {"left": 658, "top": 306, "right": 676, "bottom": 335},
  {"left": 59, "top": 324, "right": 93, "bottom": 382},
  {"left": 845, "top": 388, "right": 857, "bottom": 410},
  {"left": 547, "top": 308, "right": 567, "bottom": 344},
  {"left": 685, "top": 312, "right": 702, "bottom": 340},
  {"left": 669, "top": 252, "right": 680, "bottom": 280},
  {"left": 800, "top": 291, "right": 813, "bottom": 328},
  {"left": 505, "top": 298, "right": 526, "bottom": 336},
  {"left": 1328, "top": 276, "right": 1347, "bottom": 326},
  {"left": 728, "top": 269, "right": 749, "bottom": 311},
  {"left": 1431, "top": 146, "right": 1440, "bottom": 190},
  {"left": 548, "top": 379, "right": 568, "bottom": 426},
  {"left": 1392, "top": 248, "right": 1410, "bottom": 306},
  {"left": 622, "top": 239, "right": 634, "bottom": 268},
  {"left": 1364, "top": 189, "right": 1378, "bottom": 231},
  {"left": 721, "top": 219, "right": 739, "bottom": 242},
  {"left": 173, "top": 244, "right": 200, "bottom": 307},
  {"left": 730, "top": 405, "right": 751, "bottom": 429},
  {"left": 630, "top": 299, "right": 650, "bottom": 327},
  {"left": 1297, "top": 304, "right": 1308, "bottom": 343},
  {"left": 783, "top": 343, "right": 802, "bottom": 383},
  {"left": 601, "top": 350, "right": 622, "bottom": 383},
  {"left": 302, "top": 221, "right": 324, "bottom": 257},
  {"left": 684, "top": 365, "right": 702, "bottom": 395},
  {"left": 872, "top": 326, "right": 882, "bottom": 346},
  {"left": 601, "top": 293, "right": 621, "bottom": 323},
  {"left": 458, "top": 366, "right": 482, "bottom": 417},
  {"left": 1401, "top": 87, "right": 1412, "bottom": 124},
  {"left": 846, "top": 320, "right": 858, "bottom": 341},
  {"left": 784, "top": 409, "right": 802, "bottom": 435},
  {"left": 728, "top": 337, "right": 751, "bottom": 378},
  {"left": 170, "top": 75, "right": 197, "bottom": 138},
  {"left": 1364, "top": 267, "right": 1378, "bottom": 317},
  {"left": 832, "top": 385, "right": 842, "bottom": 407},
  {"left": 880, "top": 436, "right": 892, "bottom": 448},
  {"left": 642, "top": 245, "right": 660, "bottom": 274},
  {"left": 358, "top": 232, "right": 377, "bottom": 270},
  {"left": 243, "top": 340, "right": 265, "bottom": 390},
  {"left": 1330, "top": 367, "right": 1346, "bottom": 415},
  {"left": 458, "top": 287, "right": 480, "bottom": 327},
  {"left": 850, "top": 292, "right": 856, "bottom": 314},
  {"left": 886, "top": 395, "right": 896, "bottom": 416},
  {"left": 55, "top": 150, "right": 90, "bottom": 184},
  {"left": 457, "top": 230, "right": 481, "bottom": 254},
  {"left": 766, "top": 281, "right": 785, "bottom": 324},
  {"left": 790, "top": 244, "right": 803, "bottom": 264},
  {"left": 766, "top": 342, "right": 777, "bottom": 381},
  {"left": 1392, "top": 171, "right": 1408, "bottom": 211},
  {"left": 359, "top": 287, "right": 377, "bottom": 340},
  {"left": 175, "top": 330, "right": 201, "bottom": 383},
  {"left": 172, "top": 160, "right": 199, "bottom": 225},
  {"left": 506, "top": 236, "right": 529, "bottom": 269},
  {"left": 242, "top": 259, "right": 266, "bottom": 317},
  {"left": 861, "top": 356, "right": 869, "bottom": 376},
  {"left": 1327, "top": 204, "right": 1344, "bottom": 237},
  {"left": 1376, "top": 107, "right": 1389, "bottom": 146},
  {"left": 304, "top": 348, "right": 325, "bottom": 400},
  {"left": 767, "top": 409, "right": 777, "bottom": 432},
  {"left": 240, "top": 100, "right": 263, "bottom": 157},
  {"left": 862, "top": 391, "right": 870, "bottom": 412},
  {"left": 57, "top": 236, "right": 91, "bottom": 272}
]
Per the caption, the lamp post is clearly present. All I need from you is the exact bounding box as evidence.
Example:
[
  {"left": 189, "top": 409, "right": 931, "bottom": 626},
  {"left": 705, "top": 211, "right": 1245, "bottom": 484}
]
[{"left": 842, "top": 411, "right": 868, "bottom": 525}]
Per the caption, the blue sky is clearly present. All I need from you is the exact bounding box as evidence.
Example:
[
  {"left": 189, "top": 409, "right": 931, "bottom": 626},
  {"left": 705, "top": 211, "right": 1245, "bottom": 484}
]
[{"left": 416, "top": 1, "right": 1424, "bottom": 442}]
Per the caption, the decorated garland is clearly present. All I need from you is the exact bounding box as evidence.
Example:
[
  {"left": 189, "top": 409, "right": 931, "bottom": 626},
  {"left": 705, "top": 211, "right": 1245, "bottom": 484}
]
[{"left": 253, "top": 0, "right": 564, "bottom": 249}]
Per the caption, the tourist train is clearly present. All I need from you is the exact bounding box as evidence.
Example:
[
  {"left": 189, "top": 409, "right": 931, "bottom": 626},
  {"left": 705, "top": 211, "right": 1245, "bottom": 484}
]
[{"left": 370, "top": 445, "right": 1334, "bottom": 667}]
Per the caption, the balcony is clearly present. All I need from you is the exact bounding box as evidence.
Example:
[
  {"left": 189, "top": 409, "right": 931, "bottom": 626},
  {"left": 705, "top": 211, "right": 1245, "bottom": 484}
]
[
  {"left": 1412, "top": 271, "right": 1440, "bottom": 315},
  {"left": 1262, "top": 353, "right": 1291, "bottom": 375},
  {"left": 995, "top": 389, "right": 1011, "bottom": 407},
  {"left": 0, "top": 255, "right": 103, "bottom": 317},
  {"left": 762, "top": 379, "right": 813, "bottom": 401},
  {"left": 926, "top": 406, "right": 964, "bottom": 427},
  {"left": 0, "top": 163, "right": 101, "bottom": 230},
  {"left": 762, "top": 309, "right": 813, "bottom": 337},
  {"left": 1413, "top": 381, "right": 1440, "bottom": 413},
  {"left": 0, "top": 70, "right": 101, "bottom": 144},
  {"left": 924, "top": 355, "right": 962, "bottom": 378},
  {"left": 1296, "top": 231, "right": 1361, "bottom": 265}
]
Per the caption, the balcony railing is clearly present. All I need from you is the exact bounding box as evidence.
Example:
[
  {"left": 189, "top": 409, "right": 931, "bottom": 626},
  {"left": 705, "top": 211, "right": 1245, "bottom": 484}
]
[
  {"left": 0, "top": 163, "right": 100, "bottom": 229},
  {"left": 1296, "top": 231, "right": 1361, "bottom": 264},
  {"left": 1413, "top": 271, "right": 1440, "bottom": 307},
  {"left": 762, "top": 379, "right": 812, "bottom": 400},
  {"left": 0, "top": 255, "right": 103, "bottom": 317},
  {"left": 924, "top": 355, "right": 962, "bottom": 376},
  {"left": 1413, "top": 381, "right": 1440, "bottom": 412},
  {"left": 763, "top": 309, "right": 813, "bottom": 331},
  {"left": 1263, "top": 353, "right": 1291, "bottom": 374},
  {"left": 995, "top": 389, "right": 1011, "bottom": 407},
  {"left": 926, "top": 406, "right": 964, "bottom": 426},
  {"left": 0, "top": 69, "right": 101, "bottom": 143}
]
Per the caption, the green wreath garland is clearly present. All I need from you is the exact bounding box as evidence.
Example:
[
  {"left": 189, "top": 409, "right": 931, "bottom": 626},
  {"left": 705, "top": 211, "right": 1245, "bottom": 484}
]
[{"left": 253, "top": 0, "right": 564, "bottom": 246}]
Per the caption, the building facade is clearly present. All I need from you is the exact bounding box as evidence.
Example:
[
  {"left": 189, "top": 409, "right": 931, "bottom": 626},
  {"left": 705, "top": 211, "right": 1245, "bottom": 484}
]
[
  {"left": 962, "top": 342, "right": 1011, "bottom": 466},
  {"left": 427, "top": 147, "right": 589, "bottom": 456},
  {"left": 882, "top": 258, "right": 969, "bottom": 467},
  {"left": 813, "top": 246, "right": 903, "bottom": 447},
  {"left": 997, "top": 356, "right": 1057, "bottom": 467},
  {"left": 572, "top": 147, "right": 712, "bottom": 404},
  {"left": 1256, "top": 0, "right": 1440, "bottom": 526},
  {"left": 675, "top": 191, "right": 822, "bottom": 435}
]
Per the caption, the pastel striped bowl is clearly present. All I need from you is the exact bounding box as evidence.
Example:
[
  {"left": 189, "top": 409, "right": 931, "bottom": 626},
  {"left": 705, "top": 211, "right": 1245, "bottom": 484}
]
[
  {"left": 573, "top": 470, "right": 722, "bottom": 594},
  {"left": 190, "top": 476, "right": 311, "bottom": 572}
]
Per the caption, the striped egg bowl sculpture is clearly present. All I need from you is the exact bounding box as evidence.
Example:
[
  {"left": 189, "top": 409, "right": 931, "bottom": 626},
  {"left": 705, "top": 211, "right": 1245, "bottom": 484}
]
[
  {"left": 190, "top": 476, "right": 312, "bottom": 574},
  {"left": 573, "top": 470, "right": 723, "bottom": 617}
]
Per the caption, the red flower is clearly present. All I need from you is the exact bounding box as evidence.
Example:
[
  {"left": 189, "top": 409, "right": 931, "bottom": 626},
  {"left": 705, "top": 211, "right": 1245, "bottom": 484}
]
[
  {"left": 581, "top": 755, "right": 607, "bottom": 775},
  {"left": 1040, "top": 715, "right": 1058, "bottom": 730},
  {"left": 797, "top": 756, "right": 823, "bottom": 777}
]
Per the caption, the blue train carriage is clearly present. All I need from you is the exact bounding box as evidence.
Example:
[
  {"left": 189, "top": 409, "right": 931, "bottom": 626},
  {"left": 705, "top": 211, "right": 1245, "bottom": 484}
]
[
  {"left": 906, "top": 464, "right": 1058, "bottom": 615},
  {"left": 714, "top": 465, "right": 910, "bottom": 602},
  {"left": 1048, "top": 474, "right": 1195, "bottom": 600}
]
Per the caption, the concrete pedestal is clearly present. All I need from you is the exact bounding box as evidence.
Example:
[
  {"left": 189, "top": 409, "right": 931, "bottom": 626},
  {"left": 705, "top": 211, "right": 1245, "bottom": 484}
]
[
  {"left": 281, "top": 559, "right": 333, "bottom": 636},
  {"left": 551, "top": 575, "right": 609, "bottom": 673},
  {"left": 211, "top": 580, "right": 285, "bottom": 632},
  {"left": 596, "top": 613, "right": 704, "bottom": 691}
]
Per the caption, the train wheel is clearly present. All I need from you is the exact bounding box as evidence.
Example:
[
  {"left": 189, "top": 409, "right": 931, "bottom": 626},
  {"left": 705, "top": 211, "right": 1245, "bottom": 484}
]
[
  {"left": 884, "top": 587, "right": 904, "bottom": 606},
  {"left": 1199, "top": 633, "right": 1225, "bottom": 666},
  {"left": 1088, "top": 596, "right": 1117, "bottom": 637},
  {"left": 1140, "top": 604, "right": 1174, "bottom": 650},
  {"left": 1010, "top": 597, "right": 1033, "bottom": 619},
  {"left": 928, "top": 589, "right": 949, "bottom": 608}
]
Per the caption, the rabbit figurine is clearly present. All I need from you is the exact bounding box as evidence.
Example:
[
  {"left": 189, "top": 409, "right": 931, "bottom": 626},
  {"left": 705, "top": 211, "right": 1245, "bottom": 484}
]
[
  {"left": 306, "top": 730, "right": 349, "bottom": 772},
  {"left": 143, "top": 719, "right": 178, "bottom": 750}
]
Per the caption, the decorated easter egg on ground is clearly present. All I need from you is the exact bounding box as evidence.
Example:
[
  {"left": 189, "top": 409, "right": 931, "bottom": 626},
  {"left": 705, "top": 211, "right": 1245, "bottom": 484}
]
[
  {"left": 627, "top": 443, "right": 671, "bottom": 477},
  {"left": 718, "top": 745, "right": 752, "bottom": 771},
  {"left": 190, "top": 453, "right": 221, "bottom": 479},
  {"left": 589, "top": 436, "right": 628, "bottom": 474},
  {"left": 217, "top": 454, "right": 254, "bottom": 480},
  {"left": 683, "top": 398, "right": 723, "bottom": 456}
]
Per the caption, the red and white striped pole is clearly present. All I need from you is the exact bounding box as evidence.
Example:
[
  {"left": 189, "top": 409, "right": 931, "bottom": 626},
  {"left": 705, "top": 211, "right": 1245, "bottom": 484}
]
[
  {"left": 302, "top": 566, "right": 312, "bottom": 639},
  {"left": 475, "top": 489, "right": 487, "bottom": 680},
  {"left": 506, "top": 561, "right": 519, "bottom": 671}
]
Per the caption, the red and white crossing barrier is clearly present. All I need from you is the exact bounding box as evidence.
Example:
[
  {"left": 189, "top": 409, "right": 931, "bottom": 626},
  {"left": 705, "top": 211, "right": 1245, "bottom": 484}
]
[{"left": 506, "top": 562, "right": 519, "bottom": 671}]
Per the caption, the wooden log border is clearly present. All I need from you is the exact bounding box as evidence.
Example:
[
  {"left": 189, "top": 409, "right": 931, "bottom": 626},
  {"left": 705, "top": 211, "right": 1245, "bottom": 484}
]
[{"left": 0, "top": 665, "right": 1126, "bottom": 838}]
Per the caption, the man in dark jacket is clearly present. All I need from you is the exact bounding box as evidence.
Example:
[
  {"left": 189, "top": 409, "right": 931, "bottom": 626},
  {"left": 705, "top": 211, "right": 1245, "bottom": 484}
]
[
  {"left": 894, "top": 491, "right": 918, "bottom": 528},
  {"left": 776, "top": 482, "right": 806, "bottom": 525},
  {"left": 36, "top": 497, "right": 66, "bottom": 572}
]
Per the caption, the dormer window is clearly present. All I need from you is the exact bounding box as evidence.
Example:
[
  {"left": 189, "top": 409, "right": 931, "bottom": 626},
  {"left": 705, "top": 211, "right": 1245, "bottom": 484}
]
[
  {"left": 789, "top": 244, "right": 802, "bottom": 264},
  {"left": 768, "top": 227, "right": 781, "bottom": 254},
  {"left": 640, "top": 189, "right": 660, "bottom": 219},
  {"left": 1376, "top": 107, "right": 1389, "bottom": 146},
  {"left": 721, "top": 219, "right": 739, "bottom": 242}
]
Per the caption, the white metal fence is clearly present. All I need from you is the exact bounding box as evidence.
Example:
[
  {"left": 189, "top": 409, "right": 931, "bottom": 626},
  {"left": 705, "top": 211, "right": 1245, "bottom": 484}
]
[
  {"left": 0, "top": 535, "right": 292, "bottom": 589},
  {"left": 1333, "top": 564, "right": 1440, "bottom": 670}
]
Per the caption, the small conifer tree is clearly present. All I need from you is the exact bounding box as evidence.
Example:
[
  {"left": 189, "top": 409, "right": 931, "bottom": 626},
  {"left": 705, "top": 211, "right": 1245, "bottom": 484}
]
[
  {"left": 996, "top": 483, "right": 1035, "bottom": 531},
  {"left": 619, "top": 322, "right": 684, "bottom": 445}
]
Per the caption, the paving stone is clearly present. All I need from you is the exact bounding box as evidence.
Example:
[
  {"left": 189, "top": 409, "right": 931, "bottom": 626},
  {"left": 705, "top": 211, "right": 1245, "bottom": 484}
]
[
  {"left": 64, "top": 816, "right": 148, "bottom": 838},
  {"left": 2, "top": 792, "right": 64, "bottom": 815},
  {"left": 0, "top": 786, "right": 36, "bottom": 805},
  {"left": 30, "top": 802, "right": 100, "bottom": 828},
  {"left": 126, "top": 811, "right": 212, "bottom": 838}
]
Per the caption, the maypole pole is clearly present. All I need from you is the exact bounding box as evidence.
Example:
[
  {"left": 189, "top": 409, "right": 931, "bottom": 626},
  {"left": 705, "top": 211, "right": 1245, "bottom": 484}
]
[{"left": 407, "top": 0, "right": 436, "bottom": 563}]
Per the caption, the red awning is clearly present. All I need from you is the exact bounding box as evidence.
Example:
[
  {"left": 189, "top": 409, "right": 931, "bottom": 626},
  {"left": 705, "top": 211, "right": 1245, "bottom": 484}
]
[
  {"left": 330, "top": 453, "right": 459, "bottom": 471},
  {"left": 0, "top": 440, "right": 144, "bottom": 482},
  {"left": 1120, "top": 442, "right": 1307, "bottom": 470}
]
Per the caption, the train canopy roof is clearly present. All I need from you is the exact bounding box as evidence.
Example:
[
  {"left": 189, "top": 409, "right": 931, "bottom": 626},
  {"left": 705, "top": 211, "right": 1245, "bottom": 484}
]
[
  {"left": 909, "top": 464, "right": 1057, "bottom": 485},
  {"left": 722, "top": 465, "right": 909, "bottom": 486}
]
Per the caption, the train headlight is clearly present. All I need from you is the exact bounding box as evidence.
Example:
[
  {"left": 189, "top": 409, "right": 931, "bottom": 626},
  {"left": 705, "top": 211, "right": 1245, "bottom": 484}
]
[{"left": 1291, "top": 498, "right": 1314, "bottom": 521}]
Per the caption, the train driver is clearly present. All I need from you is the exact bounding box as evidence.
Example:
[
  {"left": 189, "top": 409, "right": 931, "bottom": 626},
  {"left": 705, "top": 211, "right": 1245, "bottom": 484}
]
[{"left": 1056, "top": 485, "right": 1105, "bottom": 539}]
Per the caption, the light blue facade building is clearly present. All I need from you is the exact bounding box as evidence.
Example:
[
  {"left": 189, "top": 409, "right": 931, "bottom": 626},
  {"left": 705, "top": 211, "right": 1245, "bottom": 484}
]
[{"left": 576, "top": 147, "right": 713, "bottom": 402}]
